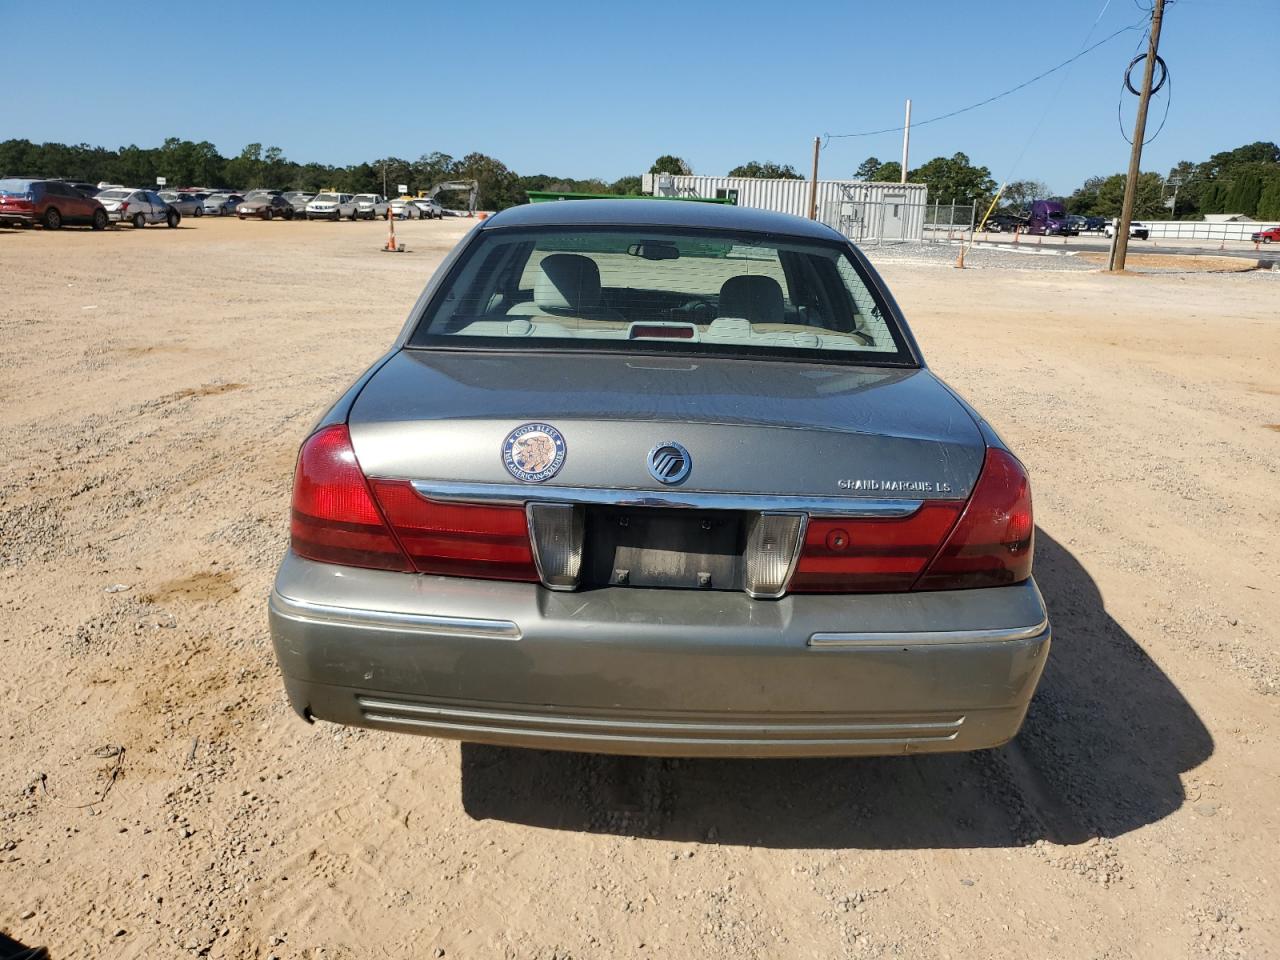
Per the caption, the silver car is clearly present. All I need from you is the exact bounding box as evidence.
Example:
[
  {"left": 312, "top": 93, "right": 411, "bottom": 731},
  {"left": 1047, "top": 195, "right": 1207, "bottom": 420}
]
[
  {"left": 269, "top": 200, "right": 1050, "bottom": 758},
  {"left": 160, "top": 191, "right": 206, "bottom": 217},
  {"left": 412, "top": 196, "right": 443, "bottom": 219},
  {"left": 96, "top": 188, "right": 180, "bottom": 228},
  {"left": 203, "top": 192, "right": 243, "bottom": 216},
  {"left": 353, "top": 193, "right": 390, "bottom": 220}
]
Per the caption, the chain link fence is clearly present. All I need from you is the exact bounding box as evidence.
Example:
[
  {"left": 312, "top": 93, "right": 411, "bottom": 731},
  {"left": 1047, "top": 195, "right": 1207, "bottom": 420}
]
[
  {"left": 819, "top": 194, "right": 977, "bottom": 246},
  {"left": 923, "top": 202, "right": 976, "bottom": 243}
]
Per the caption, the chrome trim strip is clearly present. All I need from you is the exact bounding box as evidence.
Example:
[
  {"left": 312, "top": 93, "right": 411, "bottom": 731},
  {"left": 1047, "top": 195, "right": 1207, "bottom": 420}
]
[
  {"left": 408, "top": 480, "right": 924, "bottom": 518},
  {"left": 358, "top": 714, "right": 960, "bottom": 746},
  {"left": 357, "top": 697, "right": 964, "bottom": 734},
  {"left": 808, "top": 618, "right": 1050, "bottom": 648},
  {"left": 269, "top": 592, "right": 521, "bottom": 640}
]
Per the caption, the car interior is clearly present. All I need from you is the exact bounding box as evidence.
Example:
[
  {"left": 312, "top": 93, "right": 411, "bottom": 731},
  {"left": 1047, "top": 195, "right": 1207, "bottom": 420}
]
[{"left": 424, "top": 235, "right": 898, "bottom": 353}]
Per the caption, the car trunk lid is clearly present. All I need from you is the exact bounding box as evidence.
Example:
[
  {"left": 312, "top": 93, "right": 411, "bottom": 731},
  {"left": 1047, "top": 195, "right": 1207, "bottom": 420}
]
[{"left": 347, "top": 349, "right": 985, "bottom": 502}]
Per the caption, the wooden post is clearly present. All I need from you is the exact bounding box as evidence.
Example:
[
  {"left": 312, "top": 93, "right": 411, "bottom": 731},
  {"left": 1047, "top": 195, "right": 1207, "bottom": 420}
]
[{"left": 1111, "top": 0, "right": 1166, "bottom": 272}]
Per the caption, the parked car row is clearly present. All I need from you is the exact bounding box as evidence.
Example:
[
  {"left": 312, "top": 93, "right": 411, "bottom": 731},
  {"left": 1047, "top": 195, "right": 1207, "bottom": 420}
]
[
  {"left": 981, "top": 208, "right": 1109, "bottom": 235},
  {"left": 0, "top": 177, "right": 458, "bottom": 232},
  {"left": 0, "top": 178, "right": 181, "bottom": 229}
]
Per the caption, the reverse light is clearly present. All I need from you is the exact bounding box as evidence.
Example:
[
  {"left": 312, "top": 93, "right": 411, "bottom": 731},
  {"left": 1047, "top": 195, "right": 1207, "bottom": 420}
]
[
  {"left": 526, "top": 502, "right": 584, "bottom": 589},
  {"left": 743, "top": 513, "right": 805, "bottom": 598}
]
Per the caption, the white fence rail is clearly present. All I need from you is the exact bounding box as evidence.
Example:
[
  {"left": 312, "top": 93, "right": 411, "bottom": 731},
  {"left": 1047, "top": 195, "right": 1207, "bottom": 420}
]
[{"left": 1141, "top": 220, "right": 1279, "bottom": 241}]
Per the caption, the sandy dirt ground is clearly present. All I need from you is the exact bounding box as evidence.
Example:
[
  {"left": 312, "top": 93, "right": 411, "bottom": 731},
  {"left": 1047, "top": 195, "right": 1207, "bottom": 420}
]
[{"left": 2, "top": 215, "right": 1278, "bottom": 960}]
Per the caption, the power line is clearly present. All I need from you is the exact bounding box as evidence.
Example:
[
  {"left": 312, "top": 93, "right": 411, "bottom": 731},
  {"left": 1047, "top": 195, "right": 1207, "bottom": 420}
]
[{"left": 823, "top": 19, "right": 1147, "bottom": 144}]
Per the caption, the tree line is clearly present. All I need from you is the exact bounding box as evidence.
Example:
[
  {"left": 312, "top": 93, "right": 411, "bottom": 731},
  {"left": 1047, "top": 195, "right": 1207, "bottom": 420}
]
[
  {"left": 0, "top": 138, "right": 644, "bottom": 211},
  {"left": 4, "top": 137, "right": 1276, "bottom": 220},
  {"left": 854, "top": 141, "right": 1280, "bottom": 221}
]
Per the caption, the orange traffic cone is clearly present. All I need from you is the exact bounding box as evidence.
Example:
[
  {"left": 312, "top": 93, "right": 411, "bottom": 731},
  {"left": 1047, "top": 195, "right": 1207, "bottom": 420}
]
[{"left": 383, "top": 205, "right": 402, "bottom": 253}]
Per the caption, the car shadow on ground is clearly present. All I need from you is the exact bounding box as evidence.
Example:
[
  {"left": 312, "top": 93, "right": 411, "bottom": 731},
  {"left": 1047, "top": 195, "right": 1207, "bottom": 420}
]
[
  {"left": 460, "top": 529, "right": 1212, "bottom": 849},
  {"left": 0, "top": 931, "right": 49, "bottom": 960}
]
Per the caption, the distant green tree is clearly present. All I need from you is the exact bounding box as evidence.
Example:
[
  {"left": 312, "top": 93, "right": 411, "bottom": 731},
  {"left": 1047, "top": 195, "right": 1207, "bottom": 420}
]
[
  {"left": 1089, "top": 172, "right": 1166, "bottom": 219},
  {"left": 869, "top": 160, "right": 901, "bottom": 182},
  {"left": 1224, "top": 169, "right": 1264, "bottom": 216},
  {"left": 1257, "top": 179, "right": 1280, "bottom": 221},
  {"left": 727, "top": 161, "right": 802, "bottom": 179},
  {"left": 609, "top": 175, "right": 643, "bottom": 195},
  {"left": 110, "top": 144, "right": 159, "bottom": 187},
  {"left": 224, "top": 143, "right": 265, "bottom": 188},
  {"left": 1064, "top": 175, "right": 1105, "bottom": 215},
  {"left": 454, "top": 152, "right": 521, "bottom": 210},
  {"left": 854, "top": 156, "right": 881, "bottom": 180},
  {"left": 1000, "top": 179, "right": 1049, "bottom": 213},
  {"left": 908, "top": 152, "right": 994, "bottom": 206},
  {"left": 1199, "top": 141, "right": 1279, "bottom": 179},
  {"left": 649, "top": 155, "right": 692, "bottom": 176},
  {"left": 413, "top": 151, "right": 456, "bottom": 192}
]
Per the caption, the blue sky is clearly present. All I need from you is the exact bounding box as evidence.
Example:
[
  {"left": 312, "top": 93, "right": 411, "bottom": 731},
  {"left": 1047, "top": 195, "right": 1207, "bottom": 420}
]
[{"left": 5, "top": 0, "right": 1277, "bottom": 194}]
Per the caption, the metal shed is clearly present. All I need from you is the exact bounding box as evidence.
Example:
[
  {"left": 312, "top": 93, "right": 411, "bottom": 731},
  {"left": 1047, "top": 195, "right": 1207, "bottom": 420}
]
[{"left": 641, "top": 173, "right": 930, "bottom": 243}]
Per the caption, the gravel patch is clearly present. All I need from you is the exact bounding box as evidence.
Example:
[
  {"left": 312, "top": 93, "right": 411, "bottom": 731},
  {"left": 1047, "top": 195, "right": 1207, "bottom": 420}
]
[{"left": 862, "top": 240, "right": 1095, "bottom": 272}]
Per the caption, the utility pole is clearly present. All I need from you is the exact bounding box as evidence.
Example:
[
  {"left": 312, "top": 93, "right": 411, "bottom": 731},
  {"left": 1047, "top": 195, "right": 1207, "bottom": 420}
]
[
  {"left": 900, "top": 99, "right": 912, "bottom": 184},
  {"left": 808, "top": 136, "right": 821, "bottom": 220},
  {"left": 1111, "top": 0, "right": 1166, "bottom": 271},
  {"left": 1167, "top": 175, "right": 1182, "bottom": 218}
]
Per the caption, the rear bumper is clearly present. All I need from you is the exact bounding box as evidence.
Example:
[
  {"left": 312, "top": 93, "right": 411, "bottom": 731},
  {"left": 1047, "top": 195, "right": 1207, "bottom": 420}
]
[{"left": 269, "top": 553, "right": 1051, "bottom": 758}]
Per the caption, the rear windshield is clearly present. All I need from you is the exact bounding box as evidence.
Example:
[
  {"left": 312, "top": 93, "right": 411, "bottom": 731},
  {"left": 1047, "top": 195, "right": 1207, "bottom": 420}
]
[
  {"left": 97, "top": 189, "right": 132, "bottom": 200},
  {"left": 408, "top": 226, "right": 913, "bottom": 365},
  {"left": 0, "top": 179, "right": 34, "bottom": 195}
]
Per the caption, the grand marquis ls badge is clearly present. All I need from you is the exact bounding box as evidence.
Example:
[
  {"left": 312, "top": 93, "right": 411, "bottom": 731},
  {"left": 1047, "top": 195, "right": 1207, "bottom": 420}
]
[
  {"left": 502, "top": 423, "right": 566, "bottom": 483},
  {"left": 647, "top": 441, "right": 692, "bottom": 485}
]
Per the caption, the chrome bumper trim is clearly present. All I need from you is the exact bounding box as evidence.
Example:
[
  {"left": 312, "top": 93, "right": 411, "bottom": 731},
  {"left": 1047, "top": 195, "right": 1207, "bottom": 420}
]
[
  {"left": 356, "top": 697, "right": 965, "bottom": 736},
  {"left": 808, "top": 618, "right": 1050, "bottom": 648},
  {"left": 269, "top": 592, "right": 521, "bottom": 640},
  {"left": 407, "top": 480, "right": 925, "bottom": 518}
]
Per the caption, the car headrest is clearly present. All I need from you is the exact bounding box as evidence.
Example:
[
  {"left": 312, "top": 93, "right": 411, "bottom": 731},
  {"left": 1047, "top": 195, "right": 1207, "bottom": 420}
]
[
  {"left": 535, "top": 254, "right": 604, "bottom": 313},
  {"left": 718, "top": 275, "right": 785, "bottom": 324}
]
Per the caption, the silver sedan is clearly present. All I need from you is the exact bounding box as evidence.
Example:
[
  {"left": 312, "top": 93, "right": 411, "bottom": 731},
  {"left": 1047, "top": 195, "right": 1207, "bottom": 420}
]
[{"left": 269, "top": 200, "right": 1050, "bottom": 757}]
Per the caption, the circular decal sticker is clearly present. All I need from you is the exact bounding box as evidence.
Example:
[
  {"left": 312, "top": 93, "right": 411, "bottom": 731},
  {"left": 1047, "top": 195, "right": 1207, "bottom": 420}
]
[{"left": 502, "top": 423, "right": 567, "bottom": 483}]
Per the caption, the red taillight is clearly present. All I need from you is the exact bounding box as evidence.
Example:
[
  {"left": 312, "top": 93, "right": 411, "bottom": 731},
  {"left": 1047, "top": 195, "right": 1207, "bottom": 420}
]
[
  {"left": 788, "top": 503, "right": 964, "bottom": 593},
  {"left": 290, "top": 425, "right": 412, "bottom": 571},
  {"left": 914, "top": 448, "right": 1033, "bottom": 590},
  {"left": 119, "top": 202, "right": 129, "bottom": 213},
  {"left": 369, "top": 481, "right": 538, "bottom": 582},
  {"left": 787, "top": 447, "right": 1032, "bottom": 594}
]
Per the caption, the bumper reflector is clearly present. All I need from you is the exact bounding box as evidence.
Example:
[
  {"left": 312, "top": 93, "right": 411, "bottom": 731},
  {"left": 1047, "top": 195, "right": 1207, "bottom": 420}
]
[
  {"left": 743, "top": 513, "right": 805, "bottom": 598},
  {"left": 526, "top": 502, "right": 585, "bottom": 590}
]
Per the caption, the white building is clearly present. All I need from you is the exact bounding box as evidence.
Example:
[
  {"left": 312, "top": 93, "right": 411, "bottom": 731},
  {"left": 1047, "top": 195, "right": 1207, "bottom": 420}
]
[{"left": 641, "top": 173, "right": 930, "bottom": 242}]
